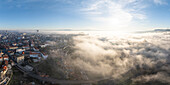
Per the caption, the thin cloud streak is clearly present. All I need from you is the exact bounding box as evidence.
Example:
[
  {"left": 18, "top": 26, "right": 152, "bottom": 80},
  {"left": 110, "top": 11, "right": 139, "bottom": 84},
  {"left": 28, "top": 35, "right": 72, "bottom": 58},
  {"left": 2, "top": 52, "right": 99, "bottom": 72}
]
[{"left": 153, "top": 0, "right": 168, "bottom": 5}]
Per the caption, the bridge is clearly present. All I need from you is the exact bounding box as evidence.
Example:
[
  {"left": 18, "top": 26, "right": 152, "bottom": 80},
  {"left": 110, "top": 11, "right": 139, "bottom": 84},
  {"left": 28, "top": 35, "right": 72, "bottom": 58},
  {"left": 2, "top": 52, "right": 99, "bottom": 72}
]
[
  {"left": 5, "top": 51, "right": 104, "bottom": 84},
  {"left": 15, "top": 64, "right": 97, "bottom": 84}
]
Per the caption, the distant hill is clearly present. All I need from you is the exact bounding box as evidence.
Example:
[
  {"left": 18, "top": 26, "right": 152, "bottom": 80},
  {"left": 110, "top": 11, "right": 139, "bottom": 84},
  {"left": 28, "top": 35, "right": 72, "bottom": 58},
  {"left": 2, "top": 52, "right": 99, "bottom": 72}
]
[
  {"left": 56, "top": 29, "right": 72, "bottom": 31},
  {"left": 154, "top": 29, "right": 170, "bottom": 31}
]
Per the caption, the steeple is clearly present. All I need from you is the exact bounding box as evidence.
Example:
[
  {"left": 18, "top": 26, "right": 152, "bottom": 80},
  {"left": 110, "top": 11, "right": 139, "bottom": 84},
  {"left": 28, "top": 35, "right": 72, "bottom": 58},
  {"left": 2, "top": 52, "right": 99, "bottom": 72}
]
[{"left": 0, "top": 50, "right": 3, "bottom": 56}]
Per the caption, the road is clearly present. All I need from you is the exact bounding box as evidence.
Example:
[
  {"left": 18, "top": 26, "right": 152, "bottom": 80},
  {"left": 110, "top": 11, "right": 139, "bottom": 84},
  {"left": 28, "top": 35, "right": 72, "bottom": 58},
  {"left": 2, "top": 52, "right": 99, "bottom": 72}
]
[
  {"left": 6, "top": 51, "right": 102, "bottom": 84},
  {"left": 6, "top": 50, "right": 113, "bottom": 84}
]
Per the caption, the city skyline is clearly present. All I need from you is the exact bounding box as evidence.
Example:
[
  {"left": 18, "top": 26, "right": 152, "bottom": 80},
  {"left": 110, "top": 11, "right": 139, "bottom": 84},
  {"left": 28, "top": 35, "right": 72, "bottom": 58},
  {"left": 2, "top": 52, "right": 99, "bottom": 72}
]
[{"left": 0, "top": 0, "right": 170, "bottom": 31}]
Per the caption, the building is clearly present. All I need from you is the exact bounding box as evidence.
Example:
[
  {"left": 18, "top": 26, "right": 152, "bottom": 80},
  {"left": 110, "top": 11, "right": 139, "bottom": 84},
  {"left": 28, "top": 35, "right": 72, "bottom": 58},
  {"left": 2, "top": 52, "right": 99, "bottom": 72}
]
[
  {"left": 29, "top": 52, "right": 41, "bottom": 62},
  {"left": 15, "top": 55, "right": 24, "bottom": 64},
  {"left": 24, "top": 65, "right": 33, "bottom": 71},
  {"left": 22, "top": 45, "right": 30, "bottom": 50},
  {"left": 0, "top": 51, "right": 4, "bottom": 57},
  {"left": 33, "top": 47, "right": 39, "bottom": 51},
  {"left": 41, "top": 52, "right": 48, "bottom": 59},
  {"left": 9, "top": 46, "right": 18, "bottom": 50},
  {"left": 0, "top": 65, "right": 8, "bottom": 79},
  {"left": 8, "top": 50, "right": 14, "bottom": 56},
  {"left": 40, "top": 44, "right": 49, "bottom": 48},
  {"left": 16, "top": 48, "right": 25, "bottom": 54}
]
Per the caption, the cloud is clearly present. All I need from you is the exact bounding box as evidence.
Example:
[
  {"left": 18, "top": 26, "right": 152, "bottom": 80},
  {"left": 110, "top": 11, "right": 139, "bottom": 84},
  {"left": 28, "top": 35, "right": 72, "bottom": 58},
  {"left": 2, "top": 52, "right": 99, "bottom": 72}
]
[
  {"left": 132, "top": 72, "right": 170, "bottom": 83},
  {"left": 67, "top": 31, "right": 170, "bottom": 83},
  {"left": 4, "top": 0, "right": 44, "bottom": 3},
  {"left": 38, "top": 31, "right": 170, "bottom": 84},
  {"left": 81, "top": 0, "right": 146, "bottom": 28},
  {"left": 153, "top": 0, "right": 167, "bottom": 5}
]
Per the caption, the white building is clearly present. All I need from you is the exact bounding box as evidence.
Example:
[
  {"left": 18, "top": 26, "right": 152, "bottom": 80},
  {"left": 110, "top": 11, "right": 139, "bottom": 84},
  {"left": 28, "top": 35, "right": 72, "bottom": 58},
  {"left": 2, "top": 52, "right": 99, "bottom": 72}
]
[{"left": 16, "top": 55, "right": 24, "bottom": 64}]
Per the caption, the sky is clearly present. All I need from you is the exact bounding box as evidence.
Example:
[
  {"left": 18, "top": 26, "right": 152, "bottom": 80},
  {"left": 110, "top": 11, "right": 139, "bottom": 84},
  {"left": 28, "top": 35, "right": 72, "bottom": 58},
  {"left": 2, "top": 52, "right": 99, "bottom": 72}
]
[{"left": 0, "top": 0, "right": 170, "bottom": 31}]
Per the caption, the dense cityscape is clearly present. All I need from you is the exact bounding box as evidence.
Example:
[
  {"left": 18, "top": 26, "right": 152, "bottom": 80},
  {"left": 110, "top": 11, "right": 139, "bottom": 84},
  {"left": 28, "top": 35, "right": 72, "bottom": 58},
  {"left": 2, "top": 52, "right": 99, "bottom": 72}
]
[
  {"left": 0, "top": 30, "right": 50, "bottom": 84},
  {"left": 0, "top": 30, "right": 94, "bottom": 85}
]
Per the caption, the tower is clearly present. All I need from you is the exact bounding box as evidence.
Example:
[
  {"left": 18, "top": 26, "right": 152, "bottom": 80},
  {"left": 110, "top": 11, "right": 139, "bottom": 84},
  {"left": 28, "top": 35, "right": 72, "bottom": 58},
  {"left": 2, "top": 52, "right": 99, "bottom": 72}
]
[{"left": 36, "top": 30, "right": 39, "bottom": 33}]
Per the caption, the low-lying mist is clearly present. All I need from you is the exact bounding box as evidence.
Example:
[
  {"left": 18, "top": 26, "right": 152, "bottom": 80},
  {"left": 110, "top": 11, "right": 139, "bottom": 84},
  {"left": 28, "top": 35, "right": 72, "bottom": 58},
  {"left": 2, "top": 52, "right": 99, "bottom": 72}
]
[{"left": 38, "top": 31, "right": 170, "bottom": 85}]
